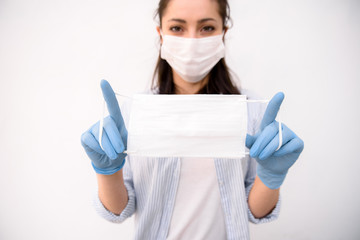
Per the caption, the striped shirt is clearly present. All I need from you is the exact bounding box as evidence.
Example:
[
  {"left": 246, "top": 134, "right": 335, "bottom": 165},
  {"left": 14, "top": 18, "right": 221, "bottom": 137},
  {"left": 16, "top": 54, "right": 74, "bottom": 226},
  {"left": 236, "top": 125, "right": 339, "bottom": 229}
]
[{"left": 93, "top": 89, "right": 281, "bottom": 240}]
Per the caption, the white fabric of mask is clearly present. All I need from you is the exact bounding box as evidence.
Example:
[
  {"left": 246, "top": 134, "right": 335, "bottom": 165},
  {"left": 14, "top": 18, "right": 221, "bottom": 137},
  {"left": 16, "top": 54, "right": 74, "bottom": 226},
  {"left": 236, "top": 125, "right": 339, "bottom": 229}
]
[
  {"left": 160, "top": 34, "right": 225, "bottom": 83},
  {"left": 128, "top": 94, "right": 251, "bottom": 158},
  {"left": 99, "top": 94, "right": 283, "bottom": 158}
]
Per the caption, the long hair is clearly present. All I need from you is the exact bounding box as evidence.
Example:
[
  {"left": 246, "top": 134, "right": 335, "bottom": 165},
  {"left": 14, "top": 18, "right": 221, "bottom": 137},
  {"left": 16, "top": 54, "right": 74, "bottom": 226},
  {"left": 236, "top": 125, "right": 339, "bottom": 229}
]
[{"left": 152, "top": 0, "right": 240, "bottom": 95}]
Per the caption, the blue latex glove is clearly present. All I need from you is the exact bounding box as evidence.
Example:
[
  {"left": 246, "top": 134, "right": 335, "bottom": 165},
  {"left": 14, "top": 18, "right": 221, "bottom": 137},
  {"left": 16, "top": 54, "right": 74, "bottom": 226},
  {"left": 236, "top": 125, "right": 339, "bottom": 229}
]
[
  {"left": 246, "top": 92, "right": 304, "bottom": 189},
  {"left": 81, "top": 80, "right": 128, "bottom": 175}
]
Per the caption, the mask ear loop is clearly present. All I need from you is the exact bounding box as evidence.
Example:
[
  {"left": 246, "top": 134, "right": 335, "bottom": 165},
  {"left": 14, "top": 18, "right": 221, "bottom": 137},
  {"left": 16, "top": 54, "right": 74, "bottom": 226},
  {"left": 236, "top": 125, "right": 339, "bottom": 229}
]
[
  {"left": 276, "top": 114, "right": 282, "bottom": 151},
  {"left": 99, "top": 93, "right": 133, "bottom": 154}
]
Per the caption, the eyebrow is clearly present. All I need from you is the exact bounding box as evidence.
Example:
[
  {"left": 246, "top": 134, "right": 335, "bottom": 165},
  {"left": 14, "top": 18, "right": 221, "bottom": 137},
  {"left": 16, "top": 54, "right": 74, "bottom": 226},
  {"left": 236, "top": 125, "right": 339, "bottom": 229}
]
[{"left": 167, "top": 18, "right": 216, "bottom": 24}]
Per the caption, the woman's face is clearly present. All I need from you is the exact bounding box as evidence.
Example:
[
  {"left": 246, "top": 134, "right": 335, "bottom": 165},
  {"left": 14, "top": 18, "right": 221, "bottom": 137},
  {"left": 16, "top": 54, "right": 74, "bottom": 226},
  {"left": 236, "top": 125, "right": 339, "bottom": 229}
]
[{"left": 158, "top": 0, "right": 224, "bottom": 38}]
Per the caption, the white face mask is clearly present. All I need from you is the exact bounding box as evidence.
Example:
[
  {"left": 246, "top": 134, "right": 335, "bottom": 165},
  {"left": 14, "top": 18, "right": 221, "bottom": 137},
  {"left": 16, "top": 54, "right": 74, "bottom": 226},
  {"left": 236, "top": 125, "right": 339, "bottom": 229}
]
[
  {"left": 120, "top": 94, "right": 283, "bottom": 158},
  {"left": 160, "top": 32, "right": 226, "bottom": 83},
  {"left": 98, "top": 93, "right": 283, "bottom": 158}
]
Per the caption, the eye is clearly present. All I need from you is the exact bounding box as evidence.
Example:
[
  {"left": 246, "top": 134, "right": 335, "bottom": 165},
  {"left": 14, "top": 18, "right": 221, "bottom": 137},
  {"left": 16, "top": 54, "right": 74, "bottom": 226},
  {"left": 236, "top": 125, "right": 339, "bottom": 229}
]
[
  {"left": 201, "top": 26, "right": 215, "bottom": 32},
  {"left": 170, "top": 26, "right": 183, "bottom": 32}
]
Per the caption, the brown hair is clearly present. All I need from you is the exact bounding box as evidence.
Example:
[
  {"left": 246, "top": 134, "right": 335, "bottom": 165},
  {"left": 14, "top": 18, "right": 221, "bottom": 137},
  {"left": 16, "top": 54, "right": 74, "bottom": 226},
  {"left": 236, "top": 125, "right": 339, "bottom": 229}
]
[{"left": 152, "top": 0, "right": 240, "bottom": 94}]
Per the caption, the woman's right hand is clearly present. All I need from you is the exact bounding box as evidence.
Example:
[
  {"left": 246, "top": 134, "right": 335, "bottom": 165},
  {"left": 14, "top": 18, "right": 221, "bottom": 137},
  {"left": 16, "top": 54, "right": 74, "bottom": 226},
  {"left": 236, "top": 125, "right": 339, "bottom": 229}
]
[{"left": 81, "top": 80, "right": 128, "bottom": 175}]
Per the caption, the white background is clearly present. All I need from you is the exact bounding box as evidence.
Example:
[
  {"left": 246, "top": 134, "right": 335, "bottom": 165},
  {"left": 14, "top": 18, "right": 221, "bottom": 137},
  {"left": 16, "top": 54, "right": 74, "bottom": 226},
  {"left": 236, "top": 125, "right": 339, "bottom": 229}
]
[{"left": 0, "top": 0, "right": 359, "bottom": 239}]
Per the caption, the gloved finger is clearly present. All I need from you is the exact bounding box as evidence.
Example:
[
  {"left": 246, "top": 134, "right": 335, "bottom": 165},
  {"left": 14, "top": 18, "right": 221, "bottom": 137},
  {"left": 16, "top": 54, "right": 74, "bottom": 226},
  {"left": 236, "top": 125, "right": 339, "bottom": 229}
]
[
  {"left": 81, "top": 131, "right": 105, "bottom": 155},
  {"left": 91, "top": 123, "right": 118, "bottom": 160},
  {"left": 258, "top": 124, "right": 295, "bottom": 160},
  {"left": 245, "top": 132, "right": 260, "bottom": 149},
  {"left": 100, "top": 131, "right": 119, "bottom": 160},
  {"left": 103, "top": 116, "right": 125, "bottom": 154},
  {"left": 250, "top": 122, "right": 278, "bottom": 158},
  {"left": 273, "top": 137, "right": 304, "bottom": 157},
  {"left": 260, "top": 92, "right": 284, "bottom": 131},
  {"left": 100, "top": 80, "right": 126, "bottom": 130}
]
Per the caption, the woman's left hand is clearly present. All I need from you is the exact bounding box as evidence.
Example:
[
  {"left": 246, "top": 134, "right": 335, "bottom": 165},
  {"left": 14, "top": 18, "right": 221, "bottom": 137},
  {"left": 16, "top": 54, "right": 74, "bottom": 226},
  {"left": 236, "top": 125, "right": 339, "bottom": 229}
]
[{"left": 246, "top": 92, "right": 304, "bottom": 189}]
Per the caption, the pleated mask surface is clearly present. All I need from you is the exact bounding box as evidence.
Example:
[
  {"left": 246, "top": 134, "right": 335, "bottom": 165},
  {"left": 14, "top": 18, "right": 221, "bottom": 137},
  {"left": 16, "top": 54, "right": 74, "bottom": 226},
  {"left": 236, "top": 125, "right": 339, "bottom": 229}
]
[
  {"left": 98, "top": 93, "right": 283, "bottom": 158},
  {"left": 127, "top": 94, "right": 249, "bottom": 158}
]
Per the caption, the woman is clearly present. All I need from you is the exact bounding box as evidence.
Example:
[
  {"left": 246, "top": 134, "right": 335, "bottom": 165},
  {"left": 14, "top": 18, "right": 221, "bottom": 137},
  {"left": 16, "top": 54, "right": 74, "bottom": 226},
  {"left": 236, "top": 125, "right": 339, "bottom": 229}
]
[{"left": 81, "top": 0, "right": 304, "bottom": 239}]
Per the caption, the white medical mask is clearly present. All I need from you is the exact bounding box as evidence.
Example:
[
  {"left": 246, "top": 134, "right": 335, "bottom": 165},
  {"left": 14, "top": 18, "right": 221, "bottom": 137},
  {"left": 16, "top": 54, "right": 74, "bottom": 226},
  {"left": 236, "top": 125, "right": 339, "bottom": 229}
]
[
  {"left": 160, "top": 32, "right": 225, "bottom": 83},
  {"left": 99, "top": 94, "right": 283, "bottom": 158}
]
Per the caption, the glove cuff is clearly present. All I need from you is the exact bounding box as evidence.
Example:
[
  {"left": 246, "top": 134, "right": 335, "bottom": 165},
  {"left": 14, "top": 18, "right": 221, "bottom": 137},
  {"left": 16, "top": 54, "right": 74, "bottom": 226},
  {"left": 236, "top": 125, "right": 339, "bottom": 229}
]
[
  {"left": 257, "top": 165, "right": 288, "bottom": 190},
  {"left": 91, "top": 158, "right": 126, "bottom": 175}
]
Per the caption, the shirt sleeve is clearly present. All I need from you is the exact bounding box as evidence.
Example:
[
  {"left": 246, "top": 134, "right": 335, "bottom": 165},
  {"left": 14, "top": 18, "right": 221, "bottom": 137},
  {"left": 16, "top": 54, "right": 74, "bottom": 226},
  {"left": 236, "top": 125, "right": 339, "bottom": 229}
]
[
  {"left": 92, "top": 98, "right": 137, "bottom": 223},
  {"left": 242, "top": 88, "right": 281, "bottom": 224}
]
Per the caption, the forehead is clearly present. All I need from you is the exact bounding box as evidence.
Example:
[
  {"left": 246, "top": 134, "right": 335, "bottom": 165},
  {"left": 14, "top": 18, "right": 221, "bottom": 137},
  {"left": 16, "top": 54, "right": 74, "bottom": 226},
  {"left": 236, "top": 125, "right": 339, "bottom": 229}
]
[{"left": 162, "top": 0, "right": 221, "bottom": 21}]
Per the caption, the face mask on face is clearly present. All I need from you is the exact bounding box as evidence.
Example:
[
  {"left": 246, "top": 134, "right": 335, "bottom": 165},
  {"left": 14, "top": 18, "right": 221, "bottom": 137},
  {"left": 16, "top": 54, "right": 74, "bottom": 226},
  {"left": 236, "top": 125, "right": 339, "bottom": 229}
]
[{"left": 160, "top": 32, "right": 226, "bottom": 83}]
